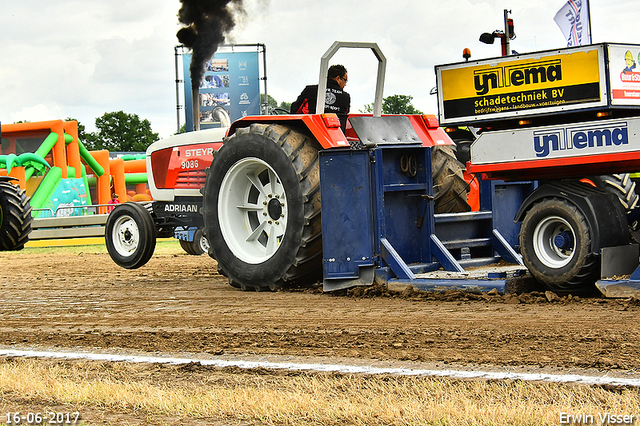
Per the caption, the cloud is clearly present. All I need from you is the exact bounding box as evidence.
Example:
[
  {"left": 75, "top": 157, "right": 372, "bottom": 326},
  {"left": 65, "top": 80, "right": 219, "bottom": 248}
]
[
  {"left": 3, "top": 0, "right": 640, "bottom": 139},
  {"left": 1, "top": 1, "right": 182, "bottom": 136}
]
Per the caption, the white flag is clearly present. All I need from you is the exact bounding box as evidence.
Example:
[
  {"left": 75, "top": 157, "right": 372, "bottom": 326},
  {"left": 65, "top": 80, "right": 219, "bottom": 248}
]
[{"left": 554, "top": 0, "right": 591, "bottom": 47}]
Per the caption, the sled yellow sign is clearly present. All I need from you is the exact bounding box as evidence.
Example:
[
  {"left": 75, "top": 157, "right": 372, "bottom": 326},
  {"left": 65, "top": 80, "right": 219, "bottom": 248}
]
[{"left": 436, "top": 45, "right": 607, "bottom": 125}]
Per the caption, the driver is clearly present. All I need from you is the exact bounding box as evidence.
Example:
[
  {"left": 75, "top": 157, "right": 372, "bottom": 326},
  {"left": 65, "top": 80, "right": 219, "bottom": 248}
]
[{"left": 290, "top": 64, "right": 351, "bottom": 132}]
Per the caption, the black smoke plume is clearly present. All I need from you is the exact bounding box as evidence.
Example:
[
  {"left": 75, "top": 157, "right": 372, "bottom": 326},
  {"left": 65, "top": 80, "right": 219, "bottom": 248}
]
[{"left": 177, "top": 0, "right": 244, "bottom": 88}]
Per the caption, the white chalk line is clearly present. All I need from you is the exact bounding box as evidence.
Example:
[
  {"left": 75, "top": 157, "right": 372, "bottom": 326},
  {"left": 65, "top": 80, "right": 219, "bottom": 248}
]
[{"left": 1, "top": 348, "right": 639, "bottom": 387}]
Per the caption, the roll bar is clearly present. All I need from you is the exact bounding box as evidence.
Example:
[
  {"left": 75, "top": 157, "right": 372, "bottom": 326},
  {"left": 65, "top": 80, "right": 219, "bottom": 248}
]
[{"left": 315, "top": 41, "right": 387, "bottom": 118}]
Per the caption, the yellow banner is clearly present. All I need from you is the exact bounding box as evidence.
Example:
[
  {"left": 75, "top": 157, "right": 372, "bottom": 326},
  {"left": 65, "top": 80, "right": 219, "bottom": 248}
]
[{"left": 440, "top": 49, "right": 601, "bottom": 101}]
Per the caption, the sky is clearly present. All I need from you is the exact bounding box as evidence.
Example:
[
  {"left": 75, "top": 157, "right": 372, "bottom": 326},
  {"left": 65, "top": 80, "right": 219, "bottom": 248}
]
[{"left": 2, "top": 0, "right": 640, "bottom": 139}]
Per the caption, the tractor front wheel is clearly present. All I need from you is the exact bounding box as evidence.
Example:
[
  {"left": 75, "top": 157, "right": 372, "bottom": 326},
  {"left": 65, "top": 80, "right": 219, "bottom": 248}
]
[{"left": 105, "top": 202, "right": 156, "bottom": 269}]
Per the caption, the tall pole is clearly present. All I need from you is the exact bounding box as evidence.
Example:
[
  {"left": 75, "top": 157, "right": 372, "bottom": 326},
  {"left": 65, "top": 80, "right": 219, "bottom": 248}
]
[
  {"left": 586, "top": 0, "right": 593, "bottom": 43},
  {"left": 174, "top": 46, "right": 183, "bottom": 134},
  {"left": 261, "top": 44, "right": 268, "bottom": 115},
  {"left": 503, "top": 9, "right": 511, "bottom": 56}
]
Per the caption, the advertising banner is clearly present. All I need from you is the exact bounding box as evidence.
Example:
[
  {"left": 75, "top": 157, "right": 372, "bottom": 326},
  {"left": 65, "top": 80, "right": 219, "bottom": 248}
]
[
  {"left": 609, "top": 44, "right": 640, "bottom": 106},
  {"left": 471, "top": 119, "right": 636, "bottom": 164},
  {"left": 436, "top": 45, "right": 607, "bottom": 125},
  {"left": 183, "top": 50, "right": 260, "bottom": 130}
]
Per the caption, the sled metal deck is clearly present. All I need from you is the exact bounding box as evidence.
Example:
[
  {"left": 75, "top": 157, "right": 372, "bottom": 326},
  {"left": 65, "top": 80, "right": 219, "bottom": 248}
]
[{"left": 318, "top": 138, "right": 530, "bottom": 293}]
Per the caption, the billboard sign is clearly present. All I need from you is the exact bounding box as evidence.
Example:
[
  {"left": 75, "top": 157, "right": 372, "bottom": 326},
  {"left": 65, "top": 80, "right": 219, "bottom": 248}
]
[
  {"left": 609, "top": 44, "right": 640, "bottom": 106},
  {"left": 183, "top": 50, "right": 261, "bottom": 130},
  {"left": 436, "top": 44, "right": 608, "bottom": 125}
]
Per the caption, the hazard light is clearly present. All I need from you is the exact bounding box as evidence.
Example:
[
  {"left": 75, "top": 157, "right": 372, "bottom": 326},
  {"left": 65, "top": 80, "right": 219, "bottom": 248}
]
[
  {"left": 422, "top": 115, "right": 440, "bottom": 129},
  {"left": 322, "top": 114, "right": 341, "bottom": 128}
]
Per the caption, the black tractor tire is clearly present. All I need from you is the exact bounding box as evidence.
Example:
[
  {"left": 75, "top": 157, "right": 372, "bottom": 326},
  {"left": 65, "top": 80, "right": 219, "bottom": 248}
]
[
  {"left": 179, "top": 228, "right": 209, "bottom": 255},
  {"left": 453, "top": 140, "right": 473, "bottom": 165},
  {"left": 591, "top": 174, "right": 639, "bottom": 212},
  {"left": 519, "top": 197, "right": 599, "bottom": 293},
  {"left": 202, "top": 123, "right": 322, "bottom": 291},
  {"left": 431, "top": 145, "right": 471, "bottom": 213},
  {"left": 0, "top": 180, "right": 32, "bottom": 251},
  {"left": 105, "top": 202, "right": 156, "bottom": 269}
]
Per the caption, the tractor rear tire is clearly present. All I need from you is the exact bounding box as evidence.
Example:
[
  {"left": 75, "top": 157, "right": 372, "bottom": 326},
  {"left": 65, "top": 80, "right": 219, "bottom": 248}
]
[
  {"left": 453, "top": 140, "right": 472, "bottom": 165},
  {"left": 431, "top": 145, "right": 471, "bottom": 213},
  {"left": 105, "top": 202, "right": 156, "bottom": 269},
  {"left": 519, "top": 197, "right": 599, "bottom": 293},
  {"left": 591, "top": 174, "right": 639, "bottom": 211},
  {"left": 179, "top": 228, "right": 209, "bottom": 255},
  {"left": 202, "top": 123, "right": 322, "bottom": 291},
  {"left": 0, "top": 180, "right": 32, "bottom": 251}
]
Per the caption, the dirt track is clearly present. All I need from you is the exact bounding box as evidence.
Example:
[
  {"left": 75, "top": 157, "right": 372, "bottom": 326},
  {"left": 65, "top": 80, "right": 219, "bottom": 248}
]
[{"left": 1, "top": 243, "right": 639, "bottom": 373}]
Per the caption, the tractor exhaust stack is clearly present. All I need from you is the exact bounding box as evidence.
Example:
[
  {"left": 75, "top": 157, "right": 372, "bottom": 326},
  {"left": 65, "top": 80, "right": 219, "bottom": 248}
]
[{"left": 192, "top": 84, "right": 200, "bottom": 131}]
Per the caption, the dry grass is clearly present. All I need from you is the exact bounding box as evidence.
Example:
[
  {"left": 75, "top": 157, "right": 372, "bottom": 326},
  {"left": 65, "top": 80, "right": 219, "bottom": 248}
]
[{"left": 0, "top": 358, "right": 638, "bottom": 425}]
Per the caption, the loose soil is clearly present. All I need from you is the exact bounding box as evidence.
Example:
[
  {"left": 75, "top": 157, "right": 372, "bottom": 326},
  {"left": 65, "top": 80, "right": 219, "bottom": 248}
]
[
  {"left": 1, "top": 245, "right": 639, "bottom": 370},
  {"left": 1, "top": 244, "right": 639, "bottom": 424}
]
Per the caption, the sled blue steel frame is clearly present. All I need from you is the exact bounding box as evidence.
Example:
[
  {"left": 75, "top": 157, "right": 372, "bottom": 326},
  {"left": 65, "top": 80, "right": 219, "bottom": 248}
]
[{"left": 319, "top": 141, "right": 529, "bottom": 293}]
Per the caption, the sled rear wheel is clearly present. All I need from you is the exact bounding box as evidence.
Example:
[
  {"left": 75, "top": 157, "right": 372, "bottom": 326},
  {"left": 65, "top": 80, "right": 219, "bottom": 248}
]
[{"left": 519, "top": 198, "right": 598, "bottom": 292}]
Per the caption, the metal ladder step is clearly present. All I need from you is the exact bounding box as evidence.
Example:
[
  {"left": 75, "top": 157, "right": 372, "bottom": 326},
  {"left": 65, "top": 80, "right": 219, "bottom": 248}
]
[
  {"left": 457, "top": 256, "right": 503, "bottom": 269},
  {"left": 434, "top": 211, "right": 493, "bottom": 223},
  {"left": 443, "top": 237, "right": 492, "bottom": 250}
]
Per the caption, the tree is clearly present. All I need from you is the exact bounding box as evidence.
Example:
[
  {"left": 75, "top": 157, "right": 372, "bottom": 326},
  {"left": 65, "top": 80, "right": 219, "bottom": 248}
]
[
  {"left": 260, "top": 94, "right": 291, "bottom": 114},
  {"left": 261, "top": 93, "right": 278, "bottom": 110},
  {"left": 84, "top": 111, "right": 159, "bottom": 152},
  {"left": 361, "top": 94, "right": 424, "bottom": 115},
  {"left": 278, "top": 100, "right": 292, "bottom": 112}
]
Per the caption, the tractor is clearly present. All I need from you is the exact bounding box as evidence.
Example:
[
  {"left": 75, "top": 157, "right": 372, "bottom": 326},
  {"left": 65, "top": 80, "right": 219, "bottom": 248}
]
[
  {"left": 106, "top": 41, "right": 640, "bottom": 296},
  {"left": 105, "top": 42, "right": 473, "bottom": 291}
]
